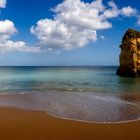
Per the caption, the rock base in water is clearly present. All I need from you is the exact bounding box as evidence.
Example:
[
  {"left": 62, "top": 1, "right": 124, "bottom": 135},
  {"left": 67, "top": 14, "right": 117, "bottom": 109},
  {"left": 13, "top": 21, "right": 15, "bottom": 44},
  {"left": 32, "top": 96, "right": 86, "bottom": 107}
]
[{"left": 116, "top": 67, "right": 140, "bottom": 77}]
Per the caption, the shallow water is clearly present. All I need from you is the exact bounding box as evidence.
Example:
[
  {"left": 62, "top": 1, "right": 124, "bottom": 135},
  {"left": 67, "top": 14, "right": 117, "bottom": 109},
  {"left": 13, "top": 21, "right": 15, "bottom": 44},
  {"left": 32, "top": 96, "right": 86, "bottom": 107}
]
[{"left": 0, "top": 66, "right": 140, "bottom": 122}]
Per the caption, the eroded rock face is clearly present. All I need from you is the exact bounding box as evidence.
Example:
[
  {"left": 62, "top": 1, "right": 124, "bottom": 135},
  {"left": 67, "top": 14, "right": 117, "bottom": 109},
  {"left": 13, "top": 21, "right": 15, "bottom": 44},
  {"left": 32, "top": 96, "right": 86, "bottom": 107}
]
[{"left": 116, "top": 29, "right": 140, "bottom": 77}]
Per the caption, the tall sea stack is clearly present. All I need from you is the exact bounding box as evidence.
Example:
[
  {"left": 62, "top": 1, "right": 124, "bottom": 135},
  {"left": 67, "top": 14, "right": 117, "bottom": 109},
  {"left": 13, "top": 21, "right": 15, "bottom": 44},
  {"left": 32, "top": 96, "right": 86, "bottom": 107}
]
[{"left": 116, "top": 29, "right": 140, "bottom": 77}]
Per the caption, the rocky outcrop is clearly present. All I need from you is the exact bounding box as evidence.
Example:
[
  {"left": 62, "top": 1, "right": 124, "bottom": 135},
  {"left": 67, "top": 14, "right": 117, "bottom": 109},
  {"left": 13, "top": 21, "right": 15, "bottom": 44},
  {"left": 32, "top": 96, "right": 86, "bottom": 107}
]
[{"left": 116, "top": 29, "right": 140, "bottom": 77}]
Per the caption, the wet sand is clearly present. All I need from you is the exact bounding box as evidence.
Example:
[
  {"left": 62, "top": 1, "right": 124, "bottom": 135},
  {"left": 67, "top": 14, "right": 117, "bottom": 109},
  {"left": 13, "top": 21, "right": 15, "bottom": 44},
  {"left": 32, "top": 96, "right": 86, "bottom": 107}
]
[{"left": 0, "top": 107, "right": 139, "bottom": 140}]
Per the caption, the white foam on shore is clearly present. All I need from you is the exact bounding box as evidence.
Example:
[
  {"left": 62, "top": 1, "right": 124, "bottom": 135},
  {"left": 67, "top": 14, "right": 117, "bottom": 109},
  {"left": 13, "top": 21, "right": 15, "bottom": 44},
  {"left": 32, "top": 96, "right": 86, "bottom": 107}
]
[
  {"left": 46, "top": 111, "right": 140, "bottom": 124},
  {"left": 0, "top": 91, "right": 140, "bottom": 123}
]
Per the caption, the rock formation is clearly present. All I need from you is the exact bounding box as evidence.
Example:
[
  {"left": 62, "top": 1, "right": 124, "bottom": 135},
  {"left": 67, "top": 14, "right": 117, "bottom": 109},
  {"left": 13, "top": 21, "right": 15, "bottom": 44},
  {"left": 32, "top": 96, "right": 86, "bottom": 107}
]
[{"left": 116, "top": 29, "right": 140, "bottom": 77}]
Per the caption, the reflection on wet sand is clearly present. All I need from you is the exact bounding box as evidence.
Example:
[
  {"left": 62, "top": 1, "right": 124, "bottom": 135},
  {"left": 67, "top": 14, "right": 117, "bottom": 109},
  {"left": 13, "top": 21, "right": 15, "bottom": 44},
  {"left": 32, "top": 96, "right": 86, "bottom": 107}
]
[{"left": 0, "top": 91, "right": 139, "bottom": 123}]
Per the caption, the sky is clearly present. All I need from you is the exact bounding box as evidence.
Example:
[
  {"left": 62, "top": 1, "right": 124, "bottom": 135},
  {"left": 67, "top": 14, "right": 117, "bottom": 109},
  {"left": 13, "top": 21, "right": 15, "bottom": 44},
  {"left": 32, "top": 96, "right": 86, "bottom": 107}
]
[{"left": 0, "top": 0, "right": 140, "bottom": 66}]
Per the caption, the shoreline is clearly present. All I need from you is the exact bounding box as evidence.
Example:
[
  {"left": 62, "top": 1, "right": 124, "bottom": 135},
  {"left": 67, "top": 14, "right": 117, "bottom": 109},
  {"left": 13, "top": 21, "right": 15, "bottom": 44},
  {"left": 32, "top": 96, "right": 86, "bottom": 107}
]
[
  {"left": 47, "top": 111, "right": 140, "bottom": 124},
  {"left": 0, "top": 107, "right": 140, "bottom": 140},
  {"left": 0, "top": 92, "right": 140, "bottom": 123}
]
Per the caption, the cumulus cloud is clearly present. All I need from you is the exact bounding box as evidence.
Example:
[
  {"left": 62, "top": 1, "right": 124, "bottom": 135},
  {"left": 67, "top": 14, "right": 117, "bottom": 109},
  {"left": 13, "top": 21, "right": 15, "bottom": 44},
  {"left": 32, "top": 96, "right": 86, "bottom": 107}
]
[
  {"left": 31, "top": 19, "right": 97, "bottom": 50},
  {"left": 0, "top": 20, "right": 17, "bottom": 40},
  {"left": 0, "top": 20, "right": 40, "bottom": 53},
  {"left": 0, "top": 0, "right": 40, "bottom": 54},
  {"left": 31, "top": 0, "right": 138, "bottom": 51},
  {"left": 0, "top": 40, "right": 40, "bottom": 53},
  {"left": 102, "top": 1, "right": 120, "bottom": 18},
  {"left": 0, "top": 0, "right": 6, "bottom": 8},
  {"left": 0, "top": 0, "right": 139, "bottom": 54},
  {"left": 121, "top": 6, "right": 137, "bottom": 17}
]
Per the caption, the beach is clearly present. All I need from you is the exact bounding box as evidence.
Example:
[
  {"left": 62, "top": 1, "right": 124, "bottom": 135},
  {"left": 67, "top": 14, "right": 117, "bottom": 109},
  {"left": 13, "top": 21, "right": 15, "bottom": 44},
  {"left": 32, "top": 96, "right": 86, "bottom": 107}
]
[
  {"left": 0, "top": 67, "right": 140, "bottom": 140},
  {"left": 0, "top": 107, "right": 139, "bottom": 140}
]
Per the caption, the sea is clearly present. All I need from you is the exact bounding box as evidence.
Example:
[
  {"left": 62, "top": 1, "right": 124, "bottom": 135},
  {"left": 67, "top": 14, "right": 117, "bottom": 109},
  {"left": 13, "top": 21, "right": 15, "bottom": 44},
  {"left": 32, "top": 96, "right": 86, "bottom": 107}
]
[{"left": 0, "top": 66, "right": 140, "bottom": 123}]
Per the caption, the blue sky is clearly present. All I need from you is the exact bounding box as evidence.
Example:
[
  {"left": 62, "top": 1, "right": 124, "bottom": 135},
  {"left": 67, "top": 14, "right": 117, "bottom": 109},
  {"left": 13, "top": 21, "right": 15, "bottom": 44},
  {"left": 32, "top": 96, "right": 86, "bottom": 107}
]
[{"left": 0, "top": 0, "right": 140, "bottom": 66}]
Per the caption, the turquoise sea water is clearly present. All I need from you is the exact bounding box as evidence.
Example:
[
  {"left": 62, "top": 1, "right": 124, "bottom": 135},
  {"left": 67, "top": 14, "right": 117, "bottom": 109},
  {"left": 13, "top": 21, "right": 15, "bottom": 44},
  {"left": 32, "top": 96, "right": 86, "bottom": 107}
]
[
  {"left": 0, "top": 66, "right": 140, "bottom": 94},
  {"left": 0, "top": 66, "right": 140, "bottom": 122}
]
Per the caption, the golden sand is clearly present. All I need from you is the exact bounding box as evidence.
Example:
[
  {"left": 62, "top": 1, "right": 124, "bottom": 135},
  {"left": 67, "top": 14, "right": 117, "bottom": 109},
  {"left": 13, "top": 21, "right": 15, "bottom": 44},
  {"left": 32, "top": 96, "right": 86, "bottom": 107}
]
[{"left": 0, "top": 107, "right": 139, "bottom": 140}]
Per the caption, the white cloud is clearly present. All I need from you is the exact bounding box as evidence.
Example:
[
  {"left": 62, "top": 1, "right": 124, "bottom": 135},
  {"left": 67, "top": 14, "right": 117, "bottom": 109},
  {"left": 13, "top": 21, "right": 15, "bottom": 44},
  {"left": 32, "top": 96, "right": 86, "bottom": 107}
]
[
  {"left": 31, "top": 0, "right": 138, "bottom": 51},
  {"left": 0, "top": 20, "right": 17, "bottom": 40},
  {"left": 0, "top": 2, "right": 40, "bottom": 54},
  {"left": 103, "top": 2, "right": 137, "bottom": 18},
  {"left": 31, "top": 0, "right": 110, "bottom": 50},
  {"left": 31, "top": 19, "right": 97, "bottom": 50},
  {"left": 121, "top": 6, "right": 137, "bottom": 17},
  {"left": 0, "top": 0, "right": 139, "bottom": 54},
  {"left": 0, "top": 40, "right": 40, "bottom": 53},
  {"left": 0, "top": 0, "right": 6, "bottom": 8},
  {"left": 103, "top": 1, "right": 120, "bottom": 18},
  {"left": 0, "top": 20, "right": 40, "bottom": 53}
]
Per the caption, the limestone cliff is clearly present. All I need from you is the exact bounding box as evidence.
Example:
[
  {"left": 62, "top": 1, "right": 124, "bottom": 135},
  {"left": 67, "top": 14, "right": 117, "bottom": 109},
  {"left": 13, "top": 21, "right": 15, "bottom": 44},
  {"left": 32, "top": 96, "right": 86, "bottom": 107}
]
[{"left": 116, "top": 29, "right": 140, "bottom": 77}]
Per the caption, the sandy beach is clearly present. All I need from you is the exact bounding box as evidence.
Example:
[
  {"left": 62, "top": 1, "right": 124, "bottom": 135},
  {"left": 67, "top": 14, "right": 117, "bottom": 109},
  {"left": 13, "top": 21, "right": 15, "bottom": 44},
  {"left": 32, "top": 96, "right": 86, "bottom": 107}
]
[{"left": 0, "top": 107, "right": 139, "bottom": 140}]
